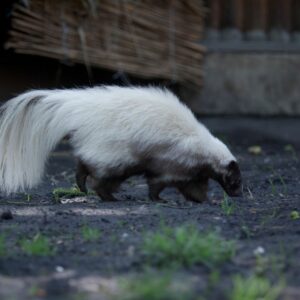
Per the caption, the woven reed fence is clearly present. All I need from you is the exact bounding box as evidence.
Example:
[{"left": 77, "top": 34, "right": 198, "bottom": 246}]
[{"left": 6, "top": 0, "right": 206, "bottom": 86}]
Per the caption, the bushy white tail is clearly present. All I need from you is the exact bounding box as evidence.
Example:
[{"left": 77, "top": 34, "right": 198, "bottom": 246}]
[{"left": 0, "top": 90, "right": 72, "bottom": 194}]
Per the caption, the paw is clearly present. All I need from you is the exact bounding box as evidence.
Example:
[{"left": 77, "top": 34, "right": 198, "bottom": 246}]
[{"left": 149, "top": 194, "right": 167, "bottom": 203}]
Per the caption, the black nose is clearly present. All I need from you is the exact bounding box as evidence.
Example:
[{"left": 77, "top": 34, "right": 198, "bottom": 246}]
[{"left": 234, "top": 190, "right": 243, "bottom": 197}]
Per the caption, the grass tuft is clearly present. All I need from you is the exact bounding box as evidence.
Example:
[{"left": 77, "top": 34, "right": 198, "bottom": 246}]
[
  {"left": 142, "top": 225, "right": 236, "bottom": 268},
  {"left": 0, "top": 234, "right": 6, "bottom": 256},
  {"left": 284, "top": 144, "right": 298, "bottom": 161},
  {"left": 290, "top": 210, "right": 300, "bottom": 220},
  {"left": 118, "top": 272, "right": 194, "bottom": 300},
  {"left": 221, "top": 193, "right": 235, "bottom": 215},
  {"left": 230, "top": 275, "right": 284, "bottom": 300},
  {"left": 268, "top": 178, "right": 277, "bottom": 196},
  {"left": 52, "top": 187, "right": 87, "bottom": 201},
  {"left": 81, "top": 225, "right": 101, "bottom": 241},
  {"left": 20, "top": 233, "right": 55, "bottom": 256}
]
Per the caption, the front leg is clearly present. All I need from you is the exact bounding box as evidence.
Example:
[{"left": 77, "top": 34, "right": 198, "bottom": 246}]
[
  {"left": 176, "top": 179, "right": 208, "bottom": 203},
  {"left": 75, "top": 160, "right": 89, "bottom": 194},
  {"left": 147, "top": 178, "right": 166, "bottom": 202}
]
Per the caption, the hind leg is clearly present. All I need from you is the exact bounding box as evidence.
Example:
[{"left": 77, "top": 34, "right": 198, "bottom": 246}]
[
  {"left": 92, "top": 177, "right": 123, "bottom": 201},
  {"left": 76, "top": 160, "right": 89, "bottom": 193}
]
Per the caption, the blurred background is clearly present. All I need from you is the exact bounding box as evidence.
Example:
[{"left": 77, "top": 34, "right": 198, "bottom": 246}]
[{"left": 0, "top": 0, "right": 300, "bottom": 115}]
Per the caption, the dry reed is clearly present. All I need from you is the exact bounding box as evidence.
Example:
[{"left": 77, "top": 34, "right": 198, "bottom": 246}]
[{"left": 6, "top": 0, "right": 206, "bottom": 86}]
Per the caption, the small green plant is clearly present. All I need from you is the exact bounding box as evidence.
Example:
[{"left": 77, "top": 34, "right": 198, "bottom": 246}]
[
  {"left": 230, "top": 275, "right": 284, "bottom": 300},
  {"left": 142, "top": 225, "right": 236, "bottom": 268},
  {"left": 290, "top": 210, "right": 300, "bottom": 220},
  {"left": 260, "top": 208, "right": 278, "bottom": 228},
  {"left": 52, "top": 187, "right": 87, "bottom": 201},
  {"left": 262, "top": 255, "right": 286, "bottom": 278},
  {"left": 81, "top": 225, "right": 101, "bottom": 241},
  {"left": 268, "top": 178, "right": 277, "bottom": 196},
  {"left": 0, "top": 234, "right": 6, "bottom": 256},
  {"left": 20, "top": 233, "right": 55, "bottom": 256},
  {"left": 278, "top": 174, "right": 287, "bottom": 194},
  {"left": 29, "top": 285, "right": 46, "bottom": 298},
  {"left": 221, "top": 193, "right": 235, "bottom": 215},
  {"left": 284, "top": 144, "right": 298, "bottom": 161},
  {"left": 268, "top": 164, "right": 287, "bottom": 195},
  {"left": 26, "top": 193, "right": 32, "bottom": 201},
  {"left": 240, "top": 224, "right": 252, "bottom": 239},
  {"left": 119, "top": 272, "right": 194, "bottom": 300}
]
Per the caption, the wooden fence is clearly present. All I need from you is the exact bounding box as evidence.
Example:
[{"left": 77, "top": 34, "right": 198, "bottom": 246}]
[{"left": 204, "top": 0, "right": 300, "bottom": 40}]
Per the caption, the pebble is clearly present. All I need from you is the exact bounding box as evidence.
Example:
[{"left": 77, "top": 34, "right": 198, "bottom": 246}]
[
  {"left": 254, "top": 246, "right": 265, "bottom": 256},
  {"left": 55, "top": 266, "right": 64, "bottom": 273}
]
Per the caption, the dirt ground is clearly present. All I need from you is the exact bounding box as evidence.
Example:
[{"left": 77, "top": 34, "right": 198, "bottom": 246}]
[{"left": 0, "top": 117, "right": 299, "bottom": 300}]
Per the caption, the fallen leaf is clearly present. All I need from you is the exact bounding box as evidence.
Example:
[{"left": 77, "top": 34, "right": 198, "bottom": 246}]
[{"left": 248, "top": 145, "right": 262, "bottom": 155}]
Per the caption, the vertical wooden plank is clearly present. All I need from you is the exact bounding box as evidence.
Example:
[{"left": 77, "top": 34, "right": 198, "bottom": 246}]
[
  {"left": 261, "top": 0, "right": 269, "bottom": 31},
  {"left": 251, "top": 0, "right": 269, "bottom": 31},
  {"left": 292, "top": 0, "right": 300, "bottom": 31},
  {"left": 233, "top": 0, "right": 245, "bottom": 31},
  {"left": 210, "top": 0, "right": 222, "bottom": 29},
  {"left": 281, "top": 0, "right": 292, "bottom": 31}
]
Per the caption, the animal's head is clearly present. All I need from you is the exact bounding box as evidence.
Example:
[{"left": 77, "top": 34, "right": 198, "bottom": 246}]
[
  {"left": 216, "top": 160, "right": 242, "bottom": 197},
  {"left": 203, "top": 137, "right": 243, "bottom": 197}
]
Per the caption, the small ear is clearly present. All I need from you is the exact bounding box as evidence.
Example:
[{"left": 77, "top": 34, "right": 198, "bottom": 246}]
[{"left": 227, "top": 160, "right": 239, "bottom": 172}]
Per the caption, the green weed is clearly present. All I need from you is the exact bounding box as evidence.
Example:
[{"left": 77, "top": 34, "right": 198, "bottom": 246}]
[
  {"left": 278, "top": 174, "right": 287, "bottom": 194},
  {"left": 0, "top": 234, "right": 6, "bottom": 256},
  {"left": 268, "top": 165, "right": 287, "bottom": 195},
  {"left": 240, "top": 224, "right": 252, "bottom": 239},
  {"left": 81, "top": 225, "right": 101, "bottom": 241},
  {"left": 290, "top": 210, "right": 300, "bottom": 220},
  {"left": 284, "top": 144, "right": 298, "bottom": 162},
  {"left": 20, "top": 233, "right": 55, "bottom": 256},
  {"left": 258, "top": 254, "right": 286, "bottom": 278},
  {"left": 221, "top": 193, "right": 235, "bottom": 215},
  {"left": 118, "top": 272, "right": 195, "bottom": 300},
  {"left": 268, "top": 178, "right": 277, "bottom": 196},
  {"left": 29, "top": 285, "right": 46, "bottom": 298},
  {"left": 142, "top": 225, "right": 236, "bottom": 268},
  {"left": 52, "top": 187, "right": 86, "bottom": 201},
  {"left": 260, "top": 208, "right": 278, "bottom": 228},
  {"left": 230, "top": 275, "right": 284, "bottom": 300},
  {"left": 26, "top": 193, "right": 32, "bottom": 201}
]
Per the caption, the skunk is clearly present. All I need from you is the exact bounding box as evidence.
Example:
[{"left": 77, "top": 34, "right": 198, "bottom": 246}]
[{"left": 0, "top": 86, "right": 242, "bottom": 201}]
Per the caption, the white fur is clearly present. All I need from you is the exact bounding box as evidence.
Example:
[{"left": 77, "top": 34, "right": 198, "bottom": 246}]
[{"left": 0, "top": 86, "right": 236, "bottom": 194}]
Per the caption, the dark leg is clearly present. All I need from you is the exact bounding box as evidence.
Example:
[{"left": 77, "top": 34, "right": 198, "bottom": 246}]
[
  {"left": 176, "top": 179, "right": 208, "bottom": 203},
  {"left": 92, "top": 177, "right": 122, "bottom": 202},
  {"left": 76, "top": 160, "right": 89, "bottom": 194},
  {"left": 147, "top": 179, "right": 166, "bottom": 202}
]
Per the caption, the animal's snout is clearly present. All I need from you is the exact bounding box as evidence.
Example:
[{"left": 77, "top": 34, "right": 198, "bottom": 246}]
[{"left": 227, "top": 184, "right": 243, "bottom": 197}]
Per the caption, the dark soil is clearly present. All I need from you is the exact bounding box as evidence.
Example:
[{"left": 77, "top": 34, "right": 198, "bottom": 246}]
[{"left": 0, "top": 118, "right": 299, "bottom": 300}]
